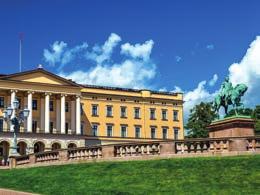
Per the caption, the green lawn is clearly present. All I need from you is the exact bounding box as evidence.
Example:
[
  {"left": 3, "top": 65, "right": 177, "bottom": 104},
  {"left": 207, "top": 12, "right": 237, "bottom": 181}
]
[{"left": 0, "top": 155, "right": 260, "bottom": 195}]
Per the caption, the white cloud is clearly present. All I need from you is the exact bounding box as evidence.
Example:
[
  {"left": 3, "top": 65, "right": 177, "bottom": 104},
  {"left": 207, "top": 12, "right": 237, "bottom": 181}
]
[
  {"left": 208, "top": 74, "right": 218, "bottom": 86},
  {"left": 229, "top": 36, "right": 260, "bottom": 106},
  {"left": 171, "top": 86, "right": 183, "bottom": 93},
  {"left": 206, "top": 44, "right": 214, "bottom": 50},
  {"left": 86, "top": 33, "right": 121, "bottom": 64},
  {"left": 121, "top": 40, "right": 154, "bottom": 61},
  {"left": 183, "top": 81, "right": 217, "bottom": 119},
  {"left": 44, "top": 33, "right": 156, "bottom": 89},
  {"left": 60, "top": 59, "right": 156, "bottom": 88},
  {"left": 43, "top": 41, "right": 67, "bottom": 66},
  {"left": 175, "top": 56, "right": 182, "bottom": 63},
  {"left": 43, "top": 41, "right": 88, "bottom": 70}
]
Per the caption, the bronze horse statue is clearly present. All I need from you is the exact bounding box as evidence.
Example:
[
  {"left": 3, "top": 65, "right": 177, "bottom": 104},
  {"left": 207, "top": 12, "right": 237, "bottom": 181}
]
[{"left": 212, "top": 83, "right": 248, "bottom": 116}]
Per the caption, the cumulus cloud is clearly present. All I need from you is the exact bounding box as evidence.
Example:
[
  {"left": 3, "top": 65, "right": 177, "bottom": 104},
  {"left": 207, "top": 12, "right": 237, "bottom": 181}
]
[
  {"left": 43, "top": 41, "right": 88, "bottom": 70},
  {"left": 60, "top": 59, "right": 156, "bottom": 88},
  {"left": 208, "top": 74, "right": 218, "bottom": 86},
  {"left": 121, "top": 40, "right": 154, "bottom": 61},
  {"left": 229, "top": 36, "right": 260, "bottom": 107},
  {"left": 182, "top": 81, "right": 217, "bottom": 121},
  {"left": 44, "top": 33, "right": 156, "bottom": 89},
  {"left": 86, "top": 33, "right": 121, "bottom": 64}
]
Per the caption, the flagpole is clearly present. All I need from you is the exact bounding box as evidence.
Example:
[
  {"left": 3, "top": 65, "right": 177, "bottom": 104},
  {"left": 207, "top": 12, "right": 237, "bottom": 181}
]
[{"left": 19, "top": 33, "right": 23, "bottom": 72}]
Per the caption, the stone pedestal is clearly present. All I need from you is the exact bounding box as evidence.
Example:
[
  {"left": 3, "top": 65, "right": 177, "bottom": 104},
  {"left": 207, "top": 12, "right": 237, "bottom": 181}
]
[
  {"left": 207, "top": 117, "right": 255, "bottom": 138},
  {"left": 207, "top": 116, "right": 255, "bottom": 152}
]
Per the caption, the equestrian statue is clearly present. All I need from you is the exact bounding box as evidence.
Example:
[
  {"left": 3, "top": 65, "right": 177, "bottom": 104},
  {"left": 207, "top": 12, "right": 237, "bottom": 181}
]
[{"left": 212, "top": 77, "right": 248, "bottom": 117}]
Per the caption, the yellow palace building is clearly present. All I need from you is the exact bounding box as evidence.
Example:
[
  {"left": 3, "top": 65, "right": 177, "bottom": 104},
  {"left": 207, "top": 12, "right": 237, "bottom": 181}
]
[{"left": 0, "top": 66, "right": 184, "bottom": 159}]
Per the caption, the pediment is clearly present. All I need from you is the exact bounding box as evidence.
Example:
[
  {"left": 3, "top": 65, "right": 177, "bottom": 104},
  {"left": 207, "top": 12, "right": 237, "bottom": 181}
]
[{"left": 0, "top": 68, "right": 81, "bottom": 87}]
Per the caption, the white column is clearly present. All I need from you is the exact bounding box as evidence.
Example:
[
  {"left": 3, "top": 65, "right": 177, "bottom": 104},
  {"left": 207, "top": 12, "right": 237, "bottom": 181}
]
[
  {"left": 56, "top": 98, "right": 61, "bottom": 133},
  {"left": 10, "top": 90, "right": 16, "bottom": 132},
  {"left": 76, "top": 96, "right": 81, "bottom": 135},
  {"left": 60, "top": 94, "right": 66, "bottom": 134},
  {"left": 40, "top": 97, "right": 45, "bottom": 131},
  {"left": 71, "top": 100, "right": 76, "bottom": 133},
  {"left": 27, "top": 92, "right": 33, "bottom": 133},
  {"left": 23, "top": 96, "right": 28, "bottom": 131},
  {"left": 45, "top": 93, "right": 50, "bottom": 133}
]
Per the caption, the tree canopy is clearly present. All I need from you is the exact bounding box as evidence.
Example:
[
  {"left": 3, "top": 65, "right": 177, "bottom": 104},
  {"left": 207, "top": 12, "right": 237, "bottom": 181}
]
[{"left": 185, "top": 102, "right": 218, "bottom": 138}]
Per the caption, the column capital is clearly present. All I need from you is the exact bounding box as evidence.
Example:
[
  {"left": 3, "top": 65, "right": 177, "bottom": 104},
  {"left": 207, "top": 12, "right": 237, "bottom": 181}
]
[
  {"left": 61, "top": 94, "right": 67, "bottom": 97},
  {"left": 27, "top": 91, "right": 34, "bottom": 94},
  {"left": 10, "top": 89, "right": 18, "bottom": 93},
  {"left": 45, "top": 92, "right": 52, "bottom": 96}
]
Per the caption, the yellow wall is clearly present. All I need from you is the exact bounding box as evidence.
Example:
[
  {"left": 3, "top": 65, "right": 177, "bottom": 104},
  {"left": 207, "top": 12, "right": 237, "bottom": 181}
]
[{"left": 81, "top": 88, "right": 184, "bottom": 139}]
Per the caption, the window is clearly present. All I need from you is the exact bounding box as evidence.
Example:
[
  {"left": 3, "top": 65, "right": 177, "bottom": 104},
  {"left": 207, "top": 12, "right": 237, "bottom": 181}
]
[
  {"left": 174, "top": 128, "right": 179, "bottom": 140},
  {"left": 92, "top": 105, "right": 98, "bottom": 116},
  {"left": 50, "top": 122, "right": 54, "bottom": 133},
  {"left": 162, "top": 109, "right": 167, "bottom": 120},
  {"left": 32, "top": 100, "right": 37, "bottom": 110},
  {"left": 150, "top": 108, "right": 156, "bottom": 120},
  {"left": 162, "top": 127, "right": 168, "bottom": 139},
  {"left": 80, "top": 104, "right": 84, "bottom": 115},
  {"left": 65, "top": 122, "right": 69, "bottom": 134},
  {"left": 107, "top": 125, "right": 113, "bottom": 137},
  {"left": 92, "top": 124, "right": 98, "bottom": 136},
  {"left": 173, "top": 110, "right": 179, "bottom": 121},
  {"left": 0, "top": 97, "right": 4, "bottom": 108},
  {"left": 50, "top": 101, "right": 54, "bottom": 112},
  {"left": 121, "top": 126, "right": 127, "bottom": 138},
  {"left": 65, "top": 102, "right": 69, "bottom": 112},
  {"left": 151, "top": 127, "right": 156, "bottom": 139},
  {"left": 134, "top": 108, "right": 140, "bottom": 118},
  {"left": 121, "top": 107, "right": 127, "bottom": 118},
  {"left": 32, "top": 121, "right": 37, "bottom": 133},
  {"left": 80, "top": 123, "right": 84, "bottom": 135},
  {"left": 135, "top": 126, "right": 141, "bottom": 138},
  {"left": 106, "top": 106, "right": 113, "bottom": 117},
  {"left": 0, "top": 119, "right": 3, "bottom": 132}
]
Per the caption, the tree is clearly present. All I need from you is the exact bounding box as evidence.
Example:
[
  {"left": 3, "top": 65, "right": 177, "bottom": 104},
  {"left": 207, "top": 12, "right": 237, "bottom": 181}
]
[
  {"left": 252, "top": 105, "right": 260, "bottom": 134},
  {"left": 185, "top": 102, "right": 218, "bottom": 138}
]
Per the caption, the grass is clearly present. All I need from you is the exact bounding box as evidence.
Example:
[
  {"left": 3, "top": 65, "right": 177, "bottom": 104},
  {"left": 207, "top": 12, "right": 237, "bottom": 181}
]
[{"left": 0, "top": 155, "right": 260, "bottom": 194}]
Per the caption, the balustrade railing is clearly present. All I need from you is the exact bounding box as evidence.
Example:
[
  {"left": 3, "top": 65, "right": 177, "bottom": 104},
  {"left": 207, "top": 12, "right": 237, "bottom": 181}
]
[
  {"left": 68, "top": 146, "right": 102, "bottom": 160},
  {"left": 175, "top": 138, "right": 230, "bottom": 154},
  {"left": 9, "top": 136, "right": 260, "bottom": 169},
  {"left": 114, "top": 142, "right": 160, "bottom": 157},
  {"left": 15, "top": 155, "right": 30, "bottom": 165},
  {"left": 35, "top": 151, "right": 59, "bottom": 163}
]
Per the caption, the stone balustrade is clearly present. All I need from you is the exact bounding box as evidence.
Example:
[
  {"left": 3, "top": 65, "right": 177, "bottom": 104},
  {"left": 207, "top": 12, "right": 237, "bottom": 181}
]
[
  {"left": 175, "top": 138, "right": 230, "bottom": 154},
  {"left": 114, "top": 142, "right": 161, "bottom": 157},
  {"left": 68, "top": 146, "right": 102, "bottom": 160},
  {"left": 9, "top": 136, "right": 260, "bottom": 169},
  {"left": 35, "top": 151, "right": 59, "bottom": 163}
]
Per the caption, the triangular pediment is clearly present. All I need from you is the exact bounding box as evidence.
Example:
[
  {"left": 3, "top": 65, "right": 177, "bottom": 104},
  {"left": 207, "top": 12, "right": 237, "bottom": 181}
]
[{"left": 0, "top": 68, "right": 81, "bottom": 87}]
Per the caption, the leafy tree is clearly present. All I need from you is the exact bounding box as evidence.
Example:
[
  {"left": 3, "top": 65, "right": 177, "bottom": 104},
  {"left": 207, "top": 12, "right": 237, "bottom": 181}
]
[
  {"left": 185, "top": 102, "right": 218, "bottom": 138},
  {"left": 225, "top": 108, "right": 254, "bottom": 118},
  {"left": 252, "top": 105, "right": 260, "bottom": 134}
]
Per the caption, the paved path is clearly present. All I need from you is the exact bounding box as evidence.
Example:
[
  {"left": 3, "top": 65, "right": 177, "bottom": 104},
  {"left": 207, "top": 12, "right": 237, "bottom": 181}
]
[{"left": 0, "top": 188, "right": 38, "bottom": 195}]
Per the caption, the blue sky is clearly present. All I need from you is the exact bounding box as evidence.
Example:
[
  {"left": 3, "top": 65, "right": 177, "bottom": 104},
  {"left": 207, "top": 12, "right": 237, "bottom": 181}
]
[{"left": 1, "top": 1, "right": 260, "bottom": 117}]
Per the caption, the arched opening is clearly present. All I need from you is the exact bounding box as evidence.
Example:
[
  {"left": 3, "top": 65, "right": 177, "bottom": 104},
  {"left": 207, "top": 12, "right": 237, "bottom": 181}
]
[
  {"left": 68, "top": 143, "right": 77, "bottom": 148},
  {"left": 51, "top": 143, "right": 61, "bottom": 151},
  {"left": 17, "top": 141, "right": 27, "bottom": 155},
  {"left": 34, "top": 141, "right": 45, "bottom": 153},
  {"left": 0, "top": 141, "right": 10, "bottom": 165}
]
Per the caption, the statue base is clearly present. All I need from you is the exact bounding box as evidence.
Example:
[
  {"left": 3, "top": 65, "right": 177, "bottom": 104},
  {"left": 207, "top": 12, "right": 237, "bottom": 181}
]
[{"left": 207, "top": 116, "right": 255, "bottom": 138}]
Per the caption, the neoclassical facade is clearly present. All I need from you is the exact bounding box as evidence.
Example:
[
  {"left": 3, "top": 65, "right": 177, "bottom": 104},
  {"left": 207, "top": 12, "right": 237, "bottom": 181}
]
[{"left": 0, "top": 67, "right": 184, "bottom": 159}]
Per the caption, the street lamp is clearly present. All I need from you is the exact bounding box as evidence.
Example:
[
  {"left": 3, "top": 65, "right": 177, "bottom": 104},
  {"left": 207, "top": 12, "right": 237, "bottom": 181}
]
[{"left": 3, "top": 98, "right": 30, "bottom": 156}]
